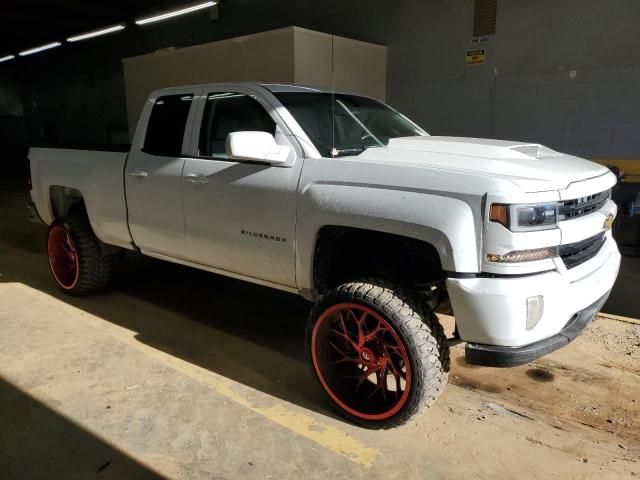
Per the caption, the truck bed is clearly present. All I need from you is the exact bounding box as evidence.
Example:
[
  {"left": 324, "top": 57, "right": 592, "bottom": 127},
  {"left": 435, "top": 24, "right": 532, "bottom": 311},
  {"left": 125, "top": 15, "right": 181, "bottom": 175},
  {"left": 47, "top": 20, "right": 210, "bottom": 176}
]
[{"left": 29, "top": 147, "right": 134, "bottom": 250}]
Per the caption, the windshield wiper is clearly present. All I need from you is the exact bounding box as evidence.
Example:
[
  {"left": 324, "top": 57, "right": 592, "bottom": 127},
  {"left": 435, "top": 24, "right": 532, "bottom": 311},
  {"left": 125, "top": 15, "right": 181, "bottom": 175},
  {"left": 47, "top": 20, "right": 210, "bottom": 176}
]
[
  {"left": 330, "top": 147, "right": 365, "bottom": 157},
  {"left": 335, "top": 99, "right": 384, "bottom": 148}
]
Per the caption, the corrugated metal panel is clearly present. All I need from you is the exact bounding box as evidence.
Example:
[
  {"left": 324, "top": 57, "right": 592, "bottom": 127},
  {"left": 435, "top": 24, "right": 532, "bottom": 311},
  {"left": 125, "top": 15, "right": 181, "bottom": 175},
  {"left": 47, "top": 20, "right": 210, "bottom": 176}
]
[{"left": 473, "top": 0, "right": 497, "bottom": 37}]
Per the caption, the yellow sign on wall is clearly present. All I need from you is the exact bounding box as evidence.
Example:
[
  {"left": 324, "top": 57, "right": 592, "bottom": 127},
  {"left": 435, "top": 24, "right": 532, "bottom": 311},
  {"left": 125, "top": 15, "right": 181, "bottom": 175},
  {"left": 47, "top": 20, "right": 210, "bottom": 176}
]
[{"left": 466, "top": 49, "right": 485, "bottom": 65}]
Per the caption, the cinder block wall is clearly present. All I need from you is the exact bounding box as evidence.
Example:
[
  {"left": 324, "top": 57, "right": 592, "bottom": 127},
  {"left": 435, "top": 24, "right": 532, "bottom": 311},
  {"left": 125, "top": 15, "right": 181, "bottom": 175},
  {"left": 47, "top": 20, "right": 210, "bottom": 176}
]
[{"left": 5, "top": 0, "right": 640, "bottom": 159}]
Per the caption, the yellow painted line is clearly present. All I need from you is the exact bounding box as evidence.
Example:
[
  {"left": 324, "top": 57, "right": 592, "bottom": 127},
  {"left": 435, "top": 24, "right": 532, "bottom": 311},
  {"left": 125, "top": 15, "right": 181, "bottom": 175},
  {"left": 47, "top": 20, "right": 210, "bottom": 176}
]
[
  {"left": 8, "top": 282, "right": 379, "bottom": 467},
  {"left": 597, "top": 312, "right": 640, "bottom": 326}
]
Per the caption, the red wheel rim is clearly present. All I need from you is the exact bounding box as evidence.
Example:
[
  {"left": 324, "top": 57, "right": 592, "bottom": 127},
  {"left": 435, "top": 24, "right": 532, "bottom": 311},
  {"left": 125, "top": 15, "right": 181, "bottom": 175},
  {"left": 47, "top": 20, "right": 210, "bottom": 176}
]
[
  {"left": 311, "top": 303, "right": 412, "bottom": 421},
  {"left": 47, "top": 225, "right": 79, "bottom": 290}
]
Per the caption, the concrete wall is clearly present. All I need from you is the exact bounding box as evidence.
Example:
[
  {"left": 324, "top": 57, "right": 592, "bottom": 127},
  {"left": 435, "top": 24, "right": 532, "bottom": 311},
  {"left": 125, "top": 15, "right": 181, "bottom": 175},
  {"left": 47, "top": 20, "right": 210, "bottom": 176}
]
[
  {"left": 379, "top": 0, "right": 640, "bottom": 159},
  {"left": 4, "top": 0, "right": 640, "bottom": 158}
]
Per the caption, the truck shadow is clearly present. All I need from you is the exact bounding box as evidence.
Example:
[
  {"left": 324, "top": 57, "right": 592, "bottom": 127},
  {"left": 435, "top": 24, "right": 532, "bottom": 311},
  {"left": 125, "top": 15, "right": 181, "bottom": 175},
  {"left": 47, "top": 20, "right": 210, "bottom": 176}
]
[
  {"left": 109, "top": 252, "right": 324, "bottom": 411},
  {"left": 1, "top": 246, "right": 331, "bottom": 417}
]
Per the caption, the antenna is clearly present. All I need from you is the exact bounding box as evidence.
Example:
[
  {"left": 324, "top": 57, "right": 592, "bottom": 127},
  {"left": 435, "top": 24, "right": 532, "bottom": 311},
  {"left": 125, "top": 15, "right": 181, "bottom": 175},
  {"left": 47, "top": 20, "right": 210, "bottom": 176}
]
[{"left": 331, "top": 34, "right": 337, "bottom": 157}]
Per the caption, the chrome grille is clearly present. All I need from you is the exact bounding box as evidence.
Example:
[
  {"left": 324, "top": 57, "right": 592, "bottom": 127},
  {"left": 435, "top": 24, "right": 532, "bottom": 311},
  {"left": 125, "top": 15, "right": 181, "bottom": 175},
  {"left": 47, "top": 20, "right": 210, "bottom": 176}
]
[{"left": 558, "top": 189, "right": 611, "bottom": 221}]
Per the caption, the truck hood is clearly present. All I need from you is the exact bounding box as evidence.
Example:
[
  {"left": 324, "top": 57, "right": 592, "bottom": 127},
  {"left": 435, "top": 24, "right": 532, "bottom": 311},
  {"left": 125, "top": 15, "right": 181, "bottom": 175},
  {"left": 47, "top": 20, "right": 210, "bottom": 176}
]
[{"left": 360, "top": 136, "right": 608, "bottom": 192}]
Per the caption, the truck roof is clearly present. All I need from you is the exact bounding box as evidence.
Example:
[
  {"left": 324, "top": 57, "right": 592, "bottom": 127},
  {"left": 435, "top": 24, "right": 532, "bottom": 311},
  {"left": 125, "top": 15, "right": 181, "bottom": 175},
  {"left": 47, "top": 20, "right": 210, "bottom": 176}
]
[
  {"left": 152, "top": 82, "right": 359, "bottom": 97},
  {"left": 259, "top": 83, "right": 338, "bottom": 94}
]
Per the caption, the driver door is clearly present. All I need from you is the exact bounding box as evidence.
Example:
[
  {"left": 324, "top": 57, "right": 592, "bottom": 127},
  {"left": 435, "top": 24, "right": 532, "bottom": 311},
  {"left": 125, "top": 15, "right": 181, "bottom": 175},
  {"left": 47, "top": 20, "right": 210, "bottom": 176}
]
[{"left": 181, "top": 88, "right": 302, "bottom": 288}]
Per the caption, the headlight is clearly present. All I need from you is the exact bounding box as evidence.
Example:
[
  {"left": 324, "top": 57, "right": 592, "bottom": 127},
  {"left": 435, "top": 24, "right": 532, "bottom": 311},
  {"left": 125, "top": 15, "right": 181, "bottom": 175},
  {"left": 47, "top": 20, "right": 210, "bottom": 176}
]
[{"left": 490, "top": 202, "right": 558, "bottom": 231}]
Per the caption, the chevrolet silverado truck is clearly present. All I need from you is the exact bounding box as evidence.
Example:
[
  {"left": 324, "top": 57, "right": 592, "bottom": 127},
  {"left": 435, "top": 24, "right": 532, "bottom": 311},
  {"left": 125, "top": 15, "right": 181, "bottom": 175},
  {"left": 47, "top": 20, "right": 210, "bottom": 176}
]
[{"left": 28, "top": 82, "right": 620, "bottom": 428}]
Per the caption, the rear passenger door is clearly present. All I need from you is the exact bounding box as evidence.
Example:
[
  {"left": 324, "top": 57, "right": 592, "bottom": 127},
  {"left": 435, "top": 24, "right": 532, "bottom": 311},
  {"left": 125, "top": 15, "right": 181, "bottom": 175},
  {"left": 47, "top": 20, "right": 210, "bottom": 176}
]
[
  {"left": 125, "top": 92, "right": 195, "bottom": 258},
  {"left": 181, "top": 87, "right": 302, "bottom": 288}
]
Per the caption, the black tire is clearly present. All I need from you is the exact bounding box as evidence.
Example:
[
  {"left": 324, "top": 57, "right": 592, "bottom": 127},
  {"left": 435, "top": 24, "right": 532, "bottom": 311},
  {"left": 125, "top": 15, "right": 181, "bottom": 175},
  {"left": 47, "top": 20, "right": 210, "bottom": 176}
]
[
  {"left": 47, "top": 216, "right": 113, "bottom": 296},
  {"left": 306, "top": 279, "right": 449, "bottom": 429}
]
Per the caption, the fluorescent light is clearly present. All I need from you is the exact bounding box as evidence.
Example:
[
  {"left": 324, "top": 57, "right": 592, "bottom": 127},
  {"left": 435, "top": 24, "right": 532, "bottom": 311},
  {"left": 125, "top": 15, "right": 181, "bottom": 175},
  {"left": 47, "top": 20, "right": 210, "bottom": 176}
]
[
  {"left": 19, "top": 42, "right": 62, "bottom": 57},
  {"left": 0, "top": 55, "right": 15, "bottom": 63},
  {"left": 67, "top": 24, "right": 126, "bottom": 43},
  {"left": 135, "top": 1, "right": 216, "bottom": 25}
]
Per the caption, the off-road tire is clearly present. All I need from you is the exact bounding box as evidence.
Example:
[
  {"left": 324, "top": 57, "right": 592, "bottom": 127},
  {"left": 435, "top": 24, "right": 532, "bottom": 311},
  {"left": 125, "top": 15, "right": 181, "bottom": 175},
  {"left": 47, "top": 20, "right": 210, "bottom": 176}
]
[
  {"left": 47, "top": 216, "right": 113, "bottom": 296},
  {"left": 306, "top": 279, "right": 449, "bottom": 429}
]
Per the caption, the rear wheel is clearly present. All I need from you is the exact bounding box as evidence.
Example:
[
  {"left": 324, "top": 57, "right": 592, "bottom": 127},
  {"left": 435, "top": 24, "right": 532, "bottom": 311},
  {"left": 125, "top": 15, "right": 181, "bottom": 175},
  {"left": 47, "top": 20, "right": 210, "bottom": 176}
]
[
  {"left": 47, "top": 216, "right": 113, "bottom": 295},
  {"left": 307, "top": 280, "right": 449, "bottom": 429}
]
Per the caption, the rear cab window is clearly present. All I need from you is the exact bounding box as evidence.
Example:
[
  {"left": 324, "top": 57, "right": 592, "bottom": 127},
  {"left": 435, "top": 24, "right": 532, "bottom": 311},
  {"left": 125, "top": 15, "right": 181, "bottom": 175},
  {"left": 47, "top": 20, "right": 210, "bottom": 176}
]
[{"left": 143, "top": 94, "right": 193, "bottom": 156}]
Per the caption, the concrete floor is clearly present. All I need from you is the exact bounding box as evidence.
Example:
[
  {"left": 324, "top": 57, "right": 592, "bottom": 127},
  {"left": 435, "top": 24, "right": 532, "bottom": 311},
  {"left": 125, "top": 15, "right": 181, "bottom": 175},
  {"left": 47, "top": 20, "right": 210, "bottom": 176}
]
[{"left": 0, "top": 172, "right": 638, "bottom": 479}]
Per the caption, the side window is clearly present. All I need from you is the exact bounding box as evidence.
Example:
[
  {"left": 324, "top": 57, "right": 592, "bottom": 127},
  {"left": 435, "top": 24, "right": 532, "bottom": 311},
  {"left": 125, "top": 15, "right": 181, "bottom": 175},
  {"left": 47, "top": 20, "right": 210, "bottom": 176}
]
[
  {"left": 198, "top": 92, "right": 276, "bottom": 158},
  {"left": 143, "top": 94, "right": 193, "bottom": 156}
]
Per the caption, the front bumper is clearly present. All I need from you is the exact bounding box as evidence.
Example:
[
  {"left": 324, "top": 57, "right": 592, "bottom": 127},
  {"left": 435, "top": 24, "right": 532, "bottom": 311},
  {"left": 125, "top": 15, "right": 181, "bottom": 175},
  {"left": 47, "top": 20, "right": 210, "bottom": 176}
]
[
  {"left": 447, "top": 232, "right": 620, "bottom": 363},
  {"left": 465, "top": 290, "right": 610, "bottom": 367}
]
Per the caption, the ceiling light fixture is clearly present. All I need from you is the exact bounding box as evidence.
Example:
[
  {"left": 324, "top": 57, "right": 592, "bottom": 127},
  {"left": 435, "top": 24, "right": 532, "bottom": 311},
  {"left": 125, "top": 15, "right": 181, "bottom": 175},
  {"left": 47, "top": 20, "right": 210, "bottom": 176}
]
[
  {"left": 67, "top": 24, "right": 126, "bottom": 43},
  {"left": 0, "top": 55, "right": 15, "bottom": 63},
  {"left": 135, "top": 1, "right": 217, "bottom": 25},
  {"left": 19, "top": 42, "right": 62, "bottom": 57}
]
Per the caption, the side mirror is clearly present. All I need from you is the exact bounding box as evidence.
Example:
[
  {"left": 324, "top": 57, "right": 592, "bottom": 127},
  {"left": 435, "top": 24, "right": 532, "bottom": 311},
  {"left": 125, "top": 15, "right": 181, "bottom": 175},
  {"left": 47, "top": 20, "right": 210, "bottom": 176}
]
[{"left": 226, "top": 131, "right": 291, "bottom": 165}]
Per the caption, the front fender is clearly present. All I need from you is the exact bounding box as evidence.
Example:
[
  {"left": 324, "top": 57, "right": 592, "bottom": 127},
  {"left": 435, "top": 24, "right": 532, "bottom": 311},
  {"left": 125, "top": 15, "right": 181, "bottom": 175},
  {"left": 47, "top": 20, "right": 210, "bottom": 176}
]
[{"left": 295, "top": 182, "right": 480, "bottom": 291}]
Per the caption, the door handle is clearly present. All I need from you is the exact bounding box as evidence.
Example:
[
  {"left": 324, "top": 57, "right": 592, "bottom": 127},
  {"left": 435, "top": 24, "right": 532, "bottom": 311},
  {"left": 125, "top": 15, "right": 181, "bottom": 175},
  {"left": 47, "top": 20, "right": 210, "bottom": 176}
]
[
  {"left": 130, "top": 169, "right": 149, "bottom": 178},
  {"left": 184, "top": 173, "right": 210, "bottom": 185}
]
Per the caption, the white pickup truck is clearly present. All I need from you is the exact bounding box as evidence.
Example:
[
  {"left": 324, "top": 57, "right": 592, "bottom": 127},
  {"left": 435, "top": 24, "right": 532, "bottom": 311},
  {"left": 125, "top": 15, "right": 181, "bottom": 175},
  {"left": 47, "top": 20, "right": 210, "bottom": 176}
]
[{"left": 28, "top": 82, "right": 620, "bottom": 428}]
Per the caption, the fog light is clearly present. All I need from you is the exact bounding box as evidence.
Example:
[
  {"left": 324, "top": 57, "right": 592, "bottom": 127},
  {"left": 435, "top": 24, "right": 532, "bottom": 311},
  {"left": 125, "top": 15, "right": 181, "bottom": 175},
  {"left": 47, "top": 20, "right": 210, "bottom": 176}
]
[{"left": 526, "top": 296, "right": 544, "bottom": 330}]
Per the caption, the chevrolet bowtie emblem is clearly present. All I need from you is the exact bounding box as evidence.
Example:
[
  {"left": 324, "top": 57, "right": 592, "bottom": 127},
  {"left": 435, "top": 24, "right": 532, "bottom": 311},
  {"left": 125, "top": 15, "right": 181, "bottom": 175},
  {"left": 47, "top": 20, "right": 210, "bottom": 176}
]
[{"left": 603, "top": 213, "right": 614, "bottom": 230}]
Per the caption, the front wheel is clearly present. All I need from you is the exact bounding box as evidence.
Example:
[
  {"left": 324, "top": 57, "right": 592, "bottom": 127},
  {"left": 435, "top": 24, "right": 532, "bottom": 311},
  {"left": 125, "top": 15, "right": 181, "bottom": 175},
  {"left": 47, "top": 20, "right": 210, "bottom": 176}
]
[{"left": 306, "top": 280, "right": 449, "bottom": 429}]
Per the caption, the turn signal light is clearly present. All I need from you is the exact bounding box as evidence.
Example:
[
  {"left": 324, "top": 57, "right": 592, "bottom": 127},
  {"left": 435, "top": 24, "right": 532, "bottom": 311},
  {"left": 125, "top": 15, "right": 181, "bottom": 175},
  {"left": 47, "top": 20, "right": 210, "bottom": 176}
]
[
  {"left": 486, "top": 247, "right": 557, "bottom": 263},
  {"left": 489, "top": 204, "right": 509, "bottom": 228}
]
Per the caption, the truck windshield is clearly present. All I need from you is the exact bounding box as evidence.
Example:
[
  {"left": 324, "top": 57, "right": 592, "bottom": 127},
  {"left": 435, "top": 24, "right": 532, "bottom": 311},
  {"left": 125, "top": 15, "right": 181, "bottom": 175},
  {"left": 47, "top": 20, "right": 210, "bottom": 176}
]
[{"left": 274, "top": 92, "right": 426, "bottom": 157}]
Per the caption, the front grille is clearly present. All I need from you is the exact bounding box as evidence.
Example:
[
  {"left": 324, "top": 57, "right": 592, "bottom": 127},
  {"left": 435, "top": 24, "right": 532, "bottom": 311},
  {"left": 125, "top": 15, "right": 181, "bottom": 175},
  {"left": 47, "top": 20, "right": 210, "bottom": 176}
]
[
  {"left": 559, "top": 233, "right": 606, "bottom": 269},
  {"left": 559, "top": 189, "right": 610, "bottom": 221}
]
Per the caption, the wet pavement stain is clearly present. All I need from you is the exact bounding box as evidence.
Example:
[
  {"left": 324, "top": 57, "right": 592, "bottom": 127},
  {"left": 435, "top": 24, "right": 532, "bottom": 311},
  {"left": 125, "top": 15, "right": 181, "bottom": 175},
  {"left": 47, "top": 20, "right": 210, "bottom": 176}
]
[{"left": 526, "top": 368, "right": 555, "bottom": 382}]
